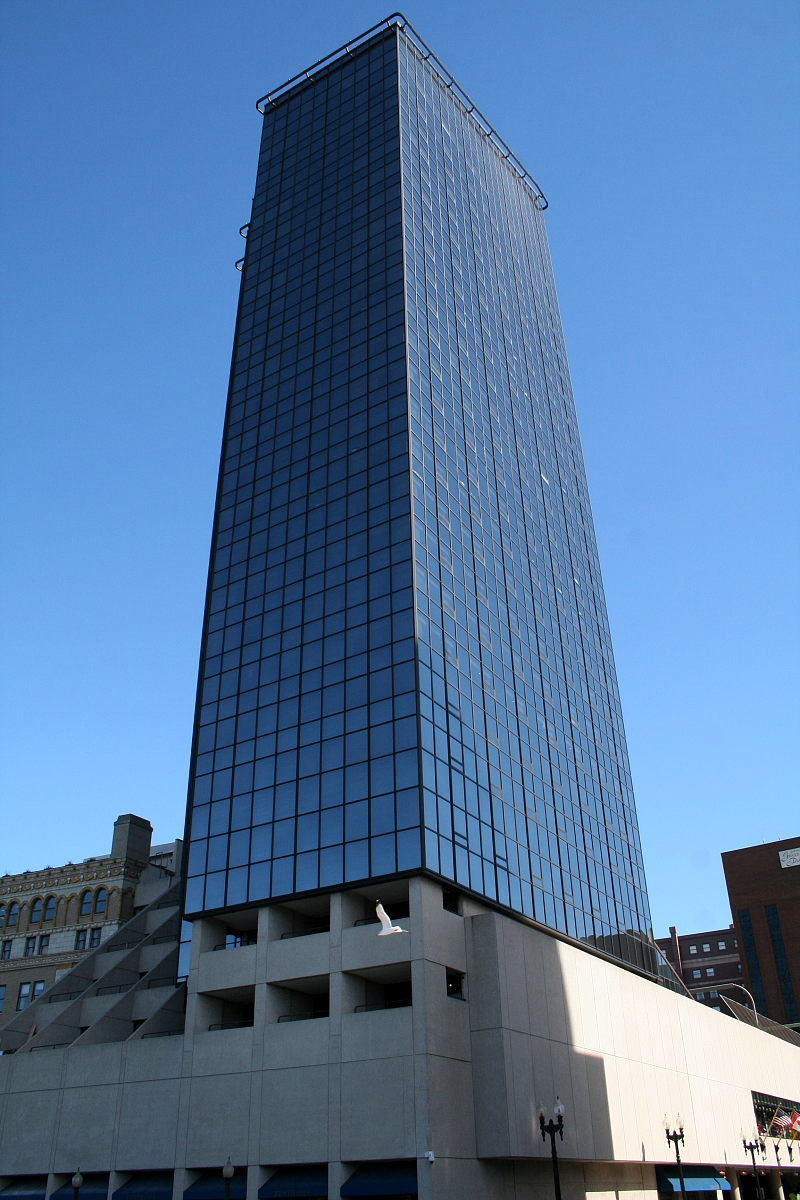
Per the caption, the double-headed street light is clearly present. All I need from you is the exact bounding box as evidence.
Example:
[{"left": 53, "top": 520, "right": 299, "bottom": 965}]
[
  {"left": 539, "top": 1098, "right": 565, "bottom": 1200},
  {"left": 663, "top": 1116, "right": 688, "bottom": 1200}
]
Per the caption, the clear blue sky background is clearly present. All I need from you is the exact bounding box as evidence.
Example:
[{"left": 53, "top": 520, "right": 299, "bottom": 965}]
[{"left": 2, "top": 0, "right": 797, "bottom": 936}]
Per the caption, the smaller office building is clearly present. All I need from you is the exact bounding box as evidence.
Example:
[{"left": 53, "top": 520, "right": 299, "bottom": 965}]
[
  {"left": 723, "top": 837, "right": 800, "bottom": 1029},
  {"left": 656, "top": 925, "right": 742, "bottom": 1011}
]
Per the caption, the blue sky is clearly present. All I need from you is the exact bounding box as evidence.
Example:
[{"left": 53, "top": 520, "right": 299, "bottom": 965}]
[{"left": 2, "top": 0, "right": 797, "bottom": 936}]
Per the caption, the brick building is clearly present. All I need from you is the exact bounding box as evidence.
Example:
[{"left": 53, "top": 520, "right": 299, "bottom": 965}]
[
  {"left": 723, "top": 836, "right": 800, "bottom": 1029},
  {"left": 0, "top": 814, "right": 178, "bottom": 1020},
  {"left": 655, "top": 925, "right": 742, "bottom": 1010}
]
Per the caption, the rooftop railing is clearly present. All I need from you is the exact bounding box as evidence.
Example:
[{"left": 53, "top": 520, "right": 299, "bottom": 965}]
[{"left": 255, "top": 13, "right": 547, "bottom": 210}]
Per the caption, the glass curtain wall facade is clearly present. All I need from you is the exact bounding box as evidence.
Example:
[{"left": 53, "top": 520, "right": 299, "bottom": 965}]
[{"left": 183, "top": 17, "right": 655, "bottom": 973}]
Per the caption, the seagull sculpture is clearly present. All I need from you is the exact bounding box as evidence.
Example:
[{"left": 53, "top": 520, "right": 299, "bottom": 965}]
[{"left": 375, "top": 900, "right": 408, "bottom": 936}]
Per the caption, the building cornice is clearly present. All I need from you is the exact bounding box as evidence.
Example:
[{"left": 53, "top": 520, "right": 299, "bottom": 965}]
[{"left": 0, "top": 859, "right": 145, "bottom": 897}]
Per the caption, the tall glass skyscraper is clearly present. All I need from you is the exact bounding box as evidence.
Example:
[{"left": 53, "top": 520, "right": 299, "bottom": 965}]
[{"left": 183, "top": 16, "right": 654, "bottom": 974}]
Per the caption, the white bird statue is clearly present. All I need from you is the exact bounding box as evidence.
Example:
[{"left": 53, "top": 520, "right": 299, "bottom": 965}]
[{"left": 375, "top": 900, "right": 408, "bottom": 936}]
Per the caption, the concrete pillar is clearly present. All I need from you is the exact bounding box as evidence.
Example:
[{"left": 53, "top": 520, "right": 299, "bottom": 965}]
[
  {"left": 172, "top": 1168, "right": 194, "bottom": 1200},
  {"left": 328, "top": 1161, "right": 349, "bottom": 1199},
  {"left": 247, "top": 1167, "right": 268, "bottom": 1200},
  {"left": 327, "top": 891, "right": 344, "bottom": 1180},
  {"left": 262, "top": 982, "right": 285, "bottom": 1023},
  {"left": 416, "top": 1155, "right": 434, "bottom": 1200},
  {"left": 183, "top": 917, "right": 224, "bottom": 1033},
  {"left": 109, "top": 1170, "right": 128, "bottom": 1198},
  {"left": 769, "top": 1168, "right": 786, "bottom": 1200},
  {"left": 339, "top": 888, "right": 364, "bottom": 928}
]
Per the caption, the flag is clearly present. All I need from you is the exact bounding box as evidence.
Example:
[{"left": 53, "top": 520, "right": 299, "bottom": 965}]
[
  {"left": 789, "top": 1113, "right": 800, "bottom": 1134},
  {"left": 773, "top": 1113, "right": 792, "bottom": 1130}
]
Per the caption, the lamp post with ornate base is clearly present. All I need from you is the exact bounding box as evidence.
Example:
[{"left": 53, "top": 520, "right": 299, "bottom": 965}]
[
  {"left": 539, "top": 1098, "right": 565, "bottom": 1200},
  {"left": 741, "top": 1134, "right": 766, "bottom": 1200},
  {"left": 664, "top": 1116, "right": 688, "bottom": 1200}
]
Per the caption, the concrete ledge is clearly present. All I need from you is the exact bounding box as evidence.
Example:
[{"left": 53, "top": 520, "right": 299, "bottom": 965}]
[
  {"left": 341, "top": 924, "right": 413, "bottom": 971},
  {"left": 341, "top": 1005, "right": 414, "bottom": 1060},
  {"left": 264, "top": 932, "right": 330, "bottom": 983},
  {"left": 191, "top": 1025, "right": 255, "bottom": 1073},
  {"left": 196, "top": 943, "right": 257, "bottom": 994}
]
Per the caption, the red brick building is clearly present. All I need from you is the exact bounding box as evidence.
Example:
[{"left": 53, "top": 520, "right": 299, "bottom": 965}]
[
  {"left": 722, "top": 837, "right": 800, "bottom": 1030},
  {"left": 655, "top": 924, "right": 742, "bottom": 1010}
]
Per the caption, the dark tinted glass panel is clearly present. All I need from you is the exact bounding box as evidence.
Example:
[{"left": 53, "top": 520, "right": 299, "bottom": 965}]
[
  {"left": 764, "top": 904, "right": 798, "bottom": 1023},
  {"left": 738, "top": 909, "right": 767, "bottom": 1014},
  {"left": 184, "top": 29, "right": 421, "bottom": 914},
  {"left": 398, "top": 28, "right": 653, "bottom": 967}
]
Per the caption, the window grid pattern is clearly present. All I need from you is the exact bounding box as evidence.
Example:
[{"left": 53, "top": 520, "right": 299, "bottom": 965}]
[
  {"left": 183, "top": 24, "right": 656, "bottom": 976},
  {"left": 398, "top": 32, "right": 653, "bottom": 965},
  {"left": 764, "top": 904, "right": 798, "bottom": 1023},
  {"left": 737, "top": 909, "right": 767, "bottom": 1015},
  {"left": 184, "top": 31, "right": 422, "bottom": 916}
]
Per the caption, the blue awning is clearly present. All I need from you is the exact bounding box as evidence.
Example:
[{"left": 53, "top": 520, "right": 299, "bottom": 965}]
[
  {"left": 184, "top": 1172, "right": 246, "bottom": 1200},
  {"left": 52, "top": 1178, "right": 110, "bottom": 1200},
  {"left": 0, "top": 1179, "right": 49, "bottom": 1200},
  {"left": 656, "top": 1167, "right": 731, "bottom": 1193},
  {"left": 340, "top": 1162, "right": 417, "bottom": 1197},
  {"left": 259, "top": 1166, "right": 328, "bottom": 1198},
  {"left": 114, "top": 1174, "right": 174, "bottom": 1200}
]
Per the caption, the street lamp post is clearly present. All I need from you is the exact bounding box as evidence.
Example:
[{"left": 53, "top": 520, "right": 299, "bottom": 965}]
[
  {"left": 741, "top": 1133, "right": 766, "bottom": 1200},
  {"left": 71, "top": 1172, "right": 83, "bottom": 1200},
  {"left": 539, "top": 1098, "right": 565, "bottom": 1200},
  {"left": 663, "top": 1117, "right": 688, "bottom": 1200},
  {"left": 719, "top": 983, "right": 760, "bottom": 1026},
  {"left": 222, "top": 1158, "right": 234, "bottom": 1200}
]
